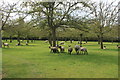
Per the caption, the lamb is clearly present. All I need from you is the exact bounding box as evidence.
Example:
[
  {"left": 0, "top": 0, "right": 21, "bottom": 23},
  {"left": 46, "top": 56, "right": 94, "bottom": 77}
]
[
  {"left": 3, "top": 42, "right": 9, "bottom": 48},
  {"left": 59, "top": 41, "right": 64, "bottom": 45},
  {"left": 68, "top": 45, "right": 73, "bottom": 55},
  {"left": 74, "top": 45, "right": 80, "bottom": 55},
  {"left": 80, "top": 46, "right": 88, "bottom": 55},
  {"left": 49, "top": 46, "right": 59, "bottom": 53},
  {"left": 58, "top": 46, "right": 65, "bottom": 53}
]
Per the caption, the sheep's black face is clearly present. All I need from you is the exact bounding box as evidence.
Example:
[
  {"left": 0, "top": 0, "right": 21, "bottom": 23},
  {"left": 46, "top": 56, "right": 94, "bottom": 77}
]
[{"left": 58, "top": 46, "right": 62, "bottom": 48}]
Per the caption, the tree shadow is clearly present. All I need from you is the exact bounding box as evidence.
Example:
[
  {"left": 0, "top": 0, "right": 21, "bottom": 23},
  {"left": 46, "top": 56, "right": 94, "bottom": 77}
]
[{"left": 47, "top": 51, "right": 118, "bottom": 66}]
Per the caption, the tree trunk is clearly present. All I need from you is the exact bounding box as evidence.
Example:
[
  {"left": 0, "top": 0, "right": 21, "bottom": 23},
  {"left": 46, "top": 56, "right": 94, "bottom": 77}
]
[
  {"left": 26, "top": 36, "right": 29, "bottom": 43},
  {"left": 17, "top": 33, "right": 21, "bottom": 45},
  {"left": 80, "top": 34, "right": 83, "bottom": 46},
  {"left": 70, "top": 38, "right": 72, "bottom": 43},
  {"left": 100, "top": 34, "right": 103, "bottom": 49},
  {"left": 48, "top": 39, "right": 52, "bottom": 46},
  {"left": 97, "top": 35, "right": 100, "bottom": 44},
  {"left": 80, "top": 39, "right": 82, "bottom": 46},
  {"left": 85, "top": 37, "right": 88, "bottom": 43},
  {"left": 9, "top": 36, "right": 12, "bottom": 43},
  {"left": 57, "top": 38, "right": 59, "bottom": 45},
  {"left": 27, "top": 40, "right": 29, "bottom": 43},
  {"left": 48, "top": 33, "right": 52, "bottom": 46},
  {"left": 0, "top": 30, "right": 2, "bottom": 48},
  {"left": 52, "top": 28, "right": 56, "bottom": 47},
  {"left": 111, "top": 39, "right": 113, "bottom": 44},
  {"left": 65, "top": 38, "right": 67, "bottom": 42}
]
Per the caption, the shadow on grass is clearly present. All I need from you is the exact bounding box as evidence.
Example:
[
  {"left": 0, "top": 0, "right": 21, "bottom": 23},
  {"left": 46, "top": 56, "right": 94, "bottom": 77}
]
[{"left": 45, "top": 51, "right": 118, "bottom": 66}]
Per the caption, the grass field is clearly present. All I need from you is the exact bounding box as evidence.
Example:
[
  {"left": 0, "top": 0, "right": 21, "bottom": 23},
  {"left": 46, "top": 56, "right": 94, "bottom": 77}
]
[{"left": 2, "top": 40, "right": 118, "bottom": 78}]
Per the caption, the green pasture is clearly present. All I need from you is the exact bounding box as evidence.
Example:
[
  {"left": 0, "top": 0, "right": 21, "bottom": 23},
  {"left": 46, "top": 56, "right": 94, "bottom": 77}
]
[{"left": 2, "top": 40, "right": 118, "bottom": 78}]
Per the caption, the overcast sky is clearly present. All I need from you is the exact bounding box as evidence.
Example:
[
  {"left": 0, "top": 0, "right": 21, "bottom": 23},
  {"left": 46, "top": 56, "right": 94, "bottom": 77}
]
[
  {"left": 0, "top": 0, "right": 118, "bottom": 21},
  {"left": 0, "top": 0, "right": 119, "bottom": 4}
]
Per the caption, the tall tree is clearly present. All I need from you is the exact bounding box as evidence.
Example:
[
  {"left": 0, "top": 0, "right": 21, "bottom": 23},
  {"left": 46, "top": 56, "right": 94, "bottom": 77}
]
[
  {"left": 89, "top": 1, "right": 118, "bottom": 49},
  {"left": 23, "top": 1, "right": 89, "bottom": 47},
  {"left": 0, "top": 1, "right": 18, "bottom": 48}
]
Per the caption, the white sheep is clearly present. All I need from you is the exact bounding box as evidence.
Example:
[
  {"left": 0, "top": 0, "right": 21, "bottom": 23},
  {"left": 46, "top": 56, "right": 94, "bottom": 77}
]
[
  {"left": 117, "top": 45, "right": 120, "bottom": 48},
  {"left": 74, "top": 45, "right": 80, "bottom": 55},
  {"left": 3, "top": 42, "right": 9, "bottom": 48},
  {"left": 103, "top": 46, "right": 107, "bottom": 49},
  {"left": 26, "top": 42, "right": 28, "bottom": 45},
  {"left": 68, "top": 45, "right": 73, "bottom": 55},
  {"left": 58, "top": 46, "right": 65, "bottom": 53},
  {"left": 49, "top": 46, "right": 59, "bottom": 53},
  {"left": 80, "top": 46, "right": 88, "bottom": 55}
]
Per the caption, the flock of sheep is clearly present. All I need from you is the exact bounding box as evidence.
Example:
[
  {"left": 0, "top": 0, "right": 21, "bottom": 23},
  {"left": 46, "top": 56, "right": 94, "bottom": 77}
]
[
  {"left": 2, "top": 40, "right": 120, "bottom": 55},
  {"left": 2, "top": 41, "right": 29, "bottom": 48},
  {"left": 49, "top": 41, "right": 88, "bottom": 55}
]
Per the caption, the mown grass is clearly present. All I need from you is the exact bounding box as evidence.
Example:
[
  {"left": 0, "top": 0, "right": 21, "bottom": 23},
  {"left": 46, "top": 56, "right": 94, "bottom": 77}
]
[{"left": 2, "top": 40, "right": 118, "bottom": 78}]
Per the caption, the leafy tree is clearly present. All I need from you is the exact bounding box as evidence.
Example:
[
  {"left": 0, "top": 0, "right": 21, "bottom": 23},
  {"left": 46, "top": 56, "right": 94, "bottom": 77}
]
[
  {"left": 0, "top": 1, "right": 18, "bottom": 47},
  {"left": 23, "top": 1, "right": 90, "bottom": 47},
  {"left": 89, "top": 1, "right": 118, "bottom": 49}
]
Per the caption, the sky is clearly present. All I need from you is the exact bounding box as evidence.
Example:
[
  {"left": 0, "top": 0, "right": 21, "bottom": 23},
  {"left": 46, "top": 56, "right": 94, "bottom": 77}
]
[
  {"left": 0, "top": 0, "right": 119, "bottom": 4},
  {"left": 0, "top": 0, "right": 119, "bottom": 22}
]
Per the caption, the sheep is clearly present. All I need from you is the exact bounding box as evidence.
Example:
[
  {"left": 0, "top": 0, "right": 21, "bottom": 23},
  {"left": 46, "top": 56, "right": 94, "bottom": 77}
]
[
  {"left": 74, "top": 45, "right": 80, "bottom": 55},
  {"left": 79, "top": 46, "right": 88, "bottom": 55},
  {"left": 117, "top": 45, "right": 120, "bottom": 48},
  {"left": 68, "top": 45, "right": 73, "bottom": 55},
  {"left": 3, "top": 42, "right": 9, "bottom": 48},
  {"left": 58, "top": 46, "right": 65, "bottom": 53},
  {"left": 103, "top": 46, "right": 107, "bottom": 49},
  {"left": 45, "top": 40, "right": 48, "bottom": 43},
  {"left": 59, "top": 41, "right": 64, "bottom": 45},
  {"left": 16, "top": 42, "right": 21, "bottom": 46},
  {"left": 26, "top": 42, "right": 28, "bottom": 45},
  {"left": 49, "top": 46, "right": 59, "bottom": 53}
]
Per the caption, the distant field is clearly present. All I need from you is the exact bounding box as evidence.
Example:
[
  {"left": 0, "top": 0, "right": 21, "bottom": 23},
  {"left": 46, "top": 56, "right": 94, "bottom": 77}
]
[{"left": 2, "top": 40, "right": 118, "bottom": 78}]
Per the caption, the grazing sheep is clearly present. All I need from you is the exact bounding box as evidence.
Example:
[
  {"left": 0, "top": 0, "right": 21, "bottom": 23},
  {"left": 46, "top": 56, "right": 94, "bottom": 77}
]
[
  {"left": 68, "top": 45, "right": 73, "bottom": 55},
  {"left": 74, "top": 45, "right": 80, "bottom": 55},
  {"left": 117, "top": 45, "right": 120, "bottom": 48},
  {"left": 59, "top": 41, "right": 64, "bottom": 45},
  {"left": 58, "top": 46, "right": 65, "bottom": 53},
  {"left": 16, "top": 42, "right": 21, "bottom": 46},
  {"left": 26, "top": 42, "right": 28, "bottom": 45},
  {"left": 3, "top": 42, "right": 9, "bottom": 48},
  {"left": 45, "top": 40, "right": 48, "bottom": 43},
  {"left": 80, "top": 46, "right": 88, "bottom": 55},
  {"left": 49, "top": 46, "right": 59, "bottom": 53},
  {"left": 103, "top": 46, "right": 107, "bottom": 49}
]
